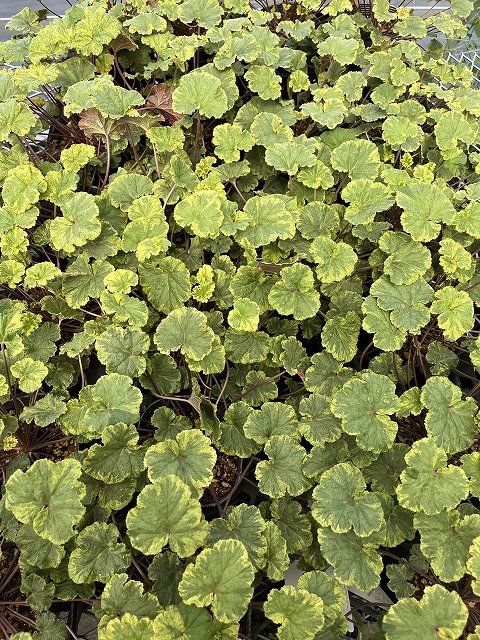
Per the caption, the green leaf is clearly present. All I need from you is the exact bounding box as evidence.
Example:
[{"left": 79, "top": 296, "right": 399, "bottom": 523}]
[
  {"left": 383, "top": 585, "right": 468, "bottom": 640},
  {"left": 363, "top": 443, "right": 408, "bottom": 495},
  {"left": 421, "top": 376, "right": 477, "bottom": 453},
  {"left": 21, "top": 393, "right": 67, "bottom": 428},
  {"left": 299, "top": 394, "right": 342, "bottom": 445},
  {"left": 213, "top": 123, "right": 254, "bottom": 162},
  {"left": 264, "top": 586, "right": 324, "bottom": 640},
  {"left": 154, "top": 307, "right": 215, "bottom": 361},
  {"left": 342, "top": 179, "right": 393, "bottom": 225},
  {"left": 245, "top": 66, "right": 281, "bottom": 100},
  {"left": 50, "top": 192, "right": 101, "bottom": 252},
  {"left": 415, "top": 510, "right": 480, "bottom": 582},
  {"left": 75, "top": 374, "right": 141, "bottom": 437},
  {"left": 0, "top": 99, "right": 36, "bottom": 140},
  {"left": 313, "top": 463, "right": 384, "bottom": 536},
  {"left": 270, "top": 498, "right": 313, "bottom": 553},
  {"left": 263, "top": 521, "right": 290, "bottom": 581},
  {"left": 145, "top": 430, "right": 216, "bottom": 496},
  {"left": 181, "top": 0, "right": 223, "bottom": 26},
  {"left": 139, "top": 257, "right": 191, "bottom": 314},
  {"left": 321, "top": 311, "right": 360, "bottom": 363},
  {"left": 62, "top": 256, "right": 114, "bottom": 309},
  {"left": 319, "top": 527, "right": 383, "bottom": 591},
  {"left": 152, "top": 603, "right": 215, "bottom": 640},
  {"left": 224, "top": 329, "right": 271, "bottom": 364},
  {"left": 178, "top": 539, "right": 254, "bottom": 624},
  {"left": 16, "top": 524, "right": 65, "bottom": 569},
  {"left": 236, "top": 195, "right": 295, "bottom": 247},
  {"left": 439, "top": 238, "right": 474, "bottom": 282},
  {"left": 68, "top": 522, "right": 130, "bottom": 584},
  {"left": 452, "top": 200, "right": 480, "bottom": 238},
  {"left": 96, "top": 326, "right": 149, "bottom": 378},
  {"left": 5, "top": 458, "right": 85, "bottom": 544},
  {"left": 215, "top": 402, "right": 257, "bottom": 457},
  {"left": 310, "top": 235, "right": 357, "bottom": 284},
  {"left": 126, "top": 474, "right": 207, "bottom": 557},
  {"left": 10, "top": 357, "right": 48, "bottom": 393},
  {"left": 174, "top": 190, "right": 224, "bottom": 238},
  {"left": 396, "top": 183, "right": 455, "bottom": 242},
  {"left": 72, "top": 5, "right": 122, "bottom": 57},
  {"left": 83, "top": 423, "right": 145, "bottom": 483},
  {"left": 332, "top": 371, "right": 400, "bottom": 452},
  {"left": 370, "top": 276, "right": 433, "bottom": 333},
  {"left": 207, "top": 504, "right": 267, "bottom": 568},
  {"left": 250, "top": 112, "right": 293, "bottom": 147},
  {"left": 3, "top": 165, "right": 46, "bottom": 214},
  {"left": 265, "top": 136, "right": 317, "bottom": 175},
  {"left": 396, "top": 438, "right": 469, "bottom": 515},
  {"left": 108, "top": 173, "right": 153, "bottom": 212},
  {"left": 362, "top": 295, "right": 406, "bottom": 352},
  {"left": 97, "top": 573, "right": 161, "bottom": 624},
  {"left": 268, "top": 263, "right": 320, "bottom": 321},
  {"left": 255, "top": 436, "right": 309, "bottom": 498},
  {"left": 102, "top": 614, "right": 154, "bottom": 640},
  {"left": 330, "top": 139, "right": 381, "bottom": 180},
  {"left": 430, "top": 286, "right": 474, "bottom": 341},
  {"left": 379, "top": 231, "right": 431, "bottom": 285},
  {"left": 228, "top": 298, "right": 260, "bottom": 332},
  {"left": 244, "top": 402, "right": 299, "bottom": 445},
  {"left": 435, "top": 110, "right": 477, "bottom": 151},
  {"left": 172, "top": 71, "right": 228, "bottom": 118}
]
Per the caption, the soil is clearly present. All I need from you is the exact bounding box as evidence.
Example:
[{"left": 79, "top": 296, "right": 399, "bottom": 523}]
[{"left": 201, "top": 452, "right": 240, "bottom": 505}]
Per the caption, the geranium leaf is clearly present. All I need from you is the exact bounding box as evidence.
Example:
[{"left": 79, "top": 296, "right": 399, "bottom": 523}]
[
  {"left": 255, "top": 436, "right": 309, "bottom": 498},
  {"left": 174, "top": 190, "right": 224, "bottom": 238},
  {"left": 421, "top": 376, "right": 477, "bottom": 453},
  {"left": 319, "top": 527, "right": 383, "bottom": 591},
  {"left": 0, "top": 99, "right": 36, "bottom": 140},
  {"left": 20, "top": 393, "right": 67, "bottom": 428},
  {"left": 383, "top": 585, "right": 468, "bottom": 640},
  {"left": 263, "top": 521, "right": 290, "bottom": 582},
  {"left": 245, "top": 65, "right": 281, "bottom": 101},
  {"left": 68, "top": 522, "right": 130, "bottom": 584},
  {"left": 250, "top": 112, "right": 293, "bottom": 147},
  {"left": 396, "top": 183, "right": 455, "bottom": 242},
  {"left": 152, "top": 603, "right": 215, "bottom": 640},
  {"left": 342, "top": 179, "right": 393, "bottom": 225},
  {"left": 108, "top": 173, "right": 154, "bottom": 212},
  {"left": 312, "top": 463, "right": 384, "bottom": 536},
  {"left": 244, "top": 402, "right": 299, "bottom": 445},
  {"left": 126, "top": 474, "right": 207, "bottom": 557},
  {"left": 179, "top": 539, "right": 254, "bottom": 624},
  {"left": 207, "top": 504, "right": 267, "bottom": 569},
  {"left": 10, "top": 357, "right": 48, "bottom": 393},
  {"left": 228, "top": 298, "right": 260, "bottom": 332},
  {"left": 268, "top": 263, "right": 320, "bottom": 321},
  {"left": 310, "top": 235, "right": 357, "bottom": 284},
  {"left": 172, "top": 71, "right": 228, "bottom": 118},
  {"left": 83, "top": 423, "right": 145, "bottom": 483},
  {"left": 154, "top": 307, "right": 215, "bottom": 360},
  {"left": 5, "top": 458, "right": 85, "bottom": 544},
  {"left": 96, "top": 326, "right": 149, "bottom": 377},
  {"left": 269, "top": 497, "right": 313, "bottom": 553},
  {"left": 435, "top": 110, "right": 477, "bottom": 151},
  {"left": 379, "top": 231, "right": 431, "bottom": 285},
  {"left": 265, "top": 136, "right": 317, "bottom": 175},
  {"left": 415, "top": 510, "right": 480, "bottom": 582},
  {"left": 330, "top": 139, "right": 381, "bottom": 180},
  {"left": 396, "top": 438, "right": 469, "bottom": 515},
  {"left": 362, "top": 295, "right": 406, "bottom": 352},
  {"left": 321, "top": 311, "right": 360, "bottom": 363},
  {"left": 264, "top": 586, "right": 324, "bottom": 640},
  {"left": 139, "top": 257, "right": 191, "bottom": 314},
  {"left": 102, "top": 614, "right": 154, "bottom": 640},
  {"left": 16, "top": 524, "right": 65, "bottom": 569},
  {"left": 3, "top": 165, "right": 46, "bottom": 214},
  {"left": 50, "top": 192, "right": 101, "bottom": 252},
  {"left": 81, "top": 373, "right": 143, "bottom": 434},
  {"left": 370, "top": 276, "right": 433, "bottom": 333},
  {"left": 430, "top": 286, "right": 474, "bottom": 341},
  {"left": 332, "top": 371, "right": 400, "bottom": 452},
  {"left": 236, "top": 195, "right": 295, "bottom": 247},
  {"left": 145, "top": 430, "right": 216, "bottom": 495}
]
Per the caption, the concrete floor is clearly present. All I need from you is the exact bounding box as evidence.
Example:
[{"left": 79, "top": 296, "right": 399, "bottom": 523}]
[{"left": 0, "top": 0, "right": 71, "bottom": 41}]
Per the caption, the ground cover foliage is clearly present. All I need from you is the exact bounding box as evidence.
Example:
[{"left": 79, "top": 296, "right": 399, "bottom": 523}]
[{"left": 0, "top": 0, "right": 480, "bottom": 637}]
